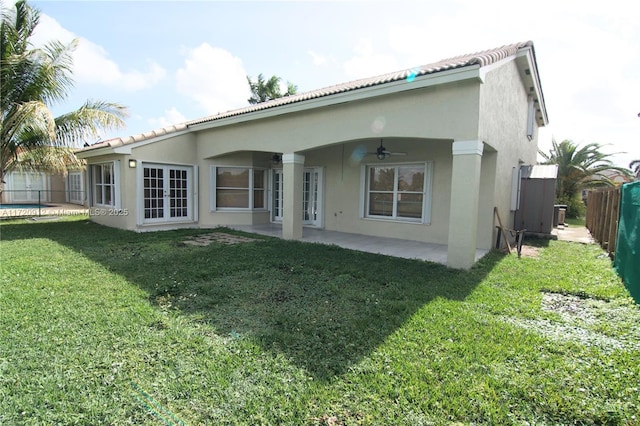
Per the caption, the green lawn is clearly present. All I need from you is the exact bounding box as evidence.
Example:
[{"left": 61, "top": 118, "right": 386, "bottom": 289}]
[{"left": 1, "top": 217, "right": 638, "bottom": 425}]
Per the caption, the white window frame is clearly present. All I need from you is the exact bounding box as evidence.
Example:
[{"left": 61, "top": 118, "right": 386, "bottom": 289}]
[
  {"left": 360, "top": 162, "right": 432, "bottom": 224},
  {"left": 210, "top": 166, "right": 267, "bottom": 211},
  {"left": 91, "top": 161, "right": 120, "bottom": 208}
]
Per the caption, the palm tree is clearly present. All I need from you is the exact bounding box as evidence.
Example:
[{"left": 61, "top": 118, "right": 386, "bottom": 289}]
[
  {"left": 539, "top": 139, "right": 632, "bottom": 201},
  {"left": 1, "top": 0, "right": 127, "bottom": 193},
  {"left": 630, "top": 160, "right": 640, "bottom": 179},
  {"left": 247, "top": 73, "right": 297, "bottom": 105}
]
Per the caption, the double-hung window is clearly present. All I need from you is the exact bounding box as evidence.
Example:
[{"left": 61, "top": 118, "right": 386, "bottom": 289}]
[
  {"left": 213, "top": 167, "right": 265, "bottom": 210},
  {"left": 365, "top": 163, "right": 431, "bottom": 223},
  {"left": 92, "top": 162, "right": 117, "bottom": 207}
]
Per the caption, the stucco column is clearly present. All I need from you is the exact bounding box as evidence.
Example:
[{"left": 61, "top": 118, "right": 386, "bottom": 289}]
[
  {"left": 282, "top": 153, "right": 305, "bottom": 240},
  {"left": 447, "top": 140, "right": 483, "bottom": 269}
]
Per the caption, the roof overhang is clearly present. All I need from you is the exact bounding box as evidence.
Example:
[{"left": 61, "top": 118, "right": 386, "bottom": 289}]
[
  {"left": 75, "top": 128, "right": 191, "bottom": 159},
  {"left": 515, "top": 45, "right": 549, "bottom": 126}
]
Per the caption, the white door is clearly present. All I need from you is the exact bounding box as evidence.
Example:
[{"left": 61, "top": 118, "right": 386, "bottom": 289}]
[
  {"left": 302, "top": 168, "right": 322, "bottom": 226},
  {"left": 68, "top": 172, "right": 84, "bottom": 204},
  {"left": 272, "top": 169, "right": 284, "bottom": 222},
  {"left": 272, "top": 167, "right": 323, "bottom": 227},
  {"left": 142, "top": 164, "right": 193, "bottom": 223},
  {"left": 8, "top": 171, "right": 48, "bottom": 202}
]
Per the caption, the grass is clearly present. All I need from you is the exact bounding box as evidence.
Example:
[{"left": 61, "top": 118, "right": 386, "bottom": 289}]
[
  {"left": 565, "top": 216, "right": 586, "bottom": 227},
  {"left": 1, "top": 216, "right": 638, "bottom": 425}
]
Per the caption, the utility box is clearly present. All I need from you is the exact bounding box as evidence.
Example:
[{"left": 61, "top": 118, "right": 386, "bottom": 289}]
[
  {"left": 558, "top": 208, "right": 566, "bottom": 225},
  {"left": 514, "top": 165, "right": 558, "bottom": 235}
]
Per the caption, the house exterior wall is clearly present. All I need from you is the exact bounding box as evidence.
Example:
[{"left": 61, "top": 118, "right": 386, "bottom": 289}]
[
  {"left": 79, "top": 55, "right": 544, "bottom": 263},
  {"left": 49, "top": 173, "right": 66, "bottom": 203},
  {"left": 196, "top": 80, "right": 480, "bottom": 158},
  {"left": 478, "top": 60, "right": 540, "bottom": 244}
]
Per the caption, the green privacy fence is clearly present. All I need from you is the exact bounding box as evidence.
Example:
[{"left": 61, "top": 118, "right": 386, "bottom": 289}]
[{"left": 614, "top": 181, "right": 640, "bottom": 304}]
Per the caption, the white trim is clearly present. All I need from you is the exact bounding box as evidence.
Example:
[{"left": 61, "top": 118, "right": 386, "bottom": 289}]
[
  {"left": 210, "top": 165, "right": 268, "bottom": 211},
  {"left": 452, "top": 140, "right": 483, "bottom": 156},
  {"left": 139, "top": 162, "right": 194, "bottom": 224},
  {"left": 91, "top": 161, "right": 120, "bottom": 208},
  {"left": 362, "top": 161, "right": 433, "bottom": 224},
  {"left": 516, "top": 46, "right": 548, "bottom": 126},
  {"left": 113, "top": 160, "right": 121, "bottom": 209},
  {"left": 192, "top": 165, "right": 199, "bottom": 224},
  {"left": 282, "top": 153, "right": 305, "bottom": 165}
]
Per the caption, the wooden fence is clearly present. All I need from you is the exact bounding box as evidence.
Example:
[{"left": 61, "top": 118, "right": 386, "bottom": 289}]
[{"left": 586, "top": 187, "right": 621, "bottom": 257}]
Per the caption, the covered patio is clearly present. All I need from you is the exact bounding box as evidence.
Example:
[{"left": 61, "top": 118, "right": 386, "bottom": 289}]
[{"left": 228, "top": 224, "right": 489, "bottom": 265}]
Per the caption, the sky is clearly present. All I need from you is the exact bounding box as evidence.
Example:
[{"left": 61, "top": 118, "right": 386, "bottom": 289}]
[{"left": 21, "top": 0, "right": 640, "bottom": 169}]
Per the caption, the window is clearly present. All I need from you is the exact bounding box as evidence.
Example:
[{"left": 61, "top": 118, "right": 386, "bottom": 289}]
[
  {"left": 93, "top": 163, "right": 117, "bottom": 206},
  {"left": 213, "top": 167, "right": 265, "bottom": 210},
  {"left": 365, "top": 163, "right": 431, "bottom": 222},
  {"left": 526, "top": 96, "right": 536, "bottom": 141}
]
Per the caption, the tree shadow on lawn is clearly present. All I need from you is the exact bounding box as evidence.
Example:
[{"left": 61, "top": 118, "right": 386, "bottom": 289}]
[{"left": 1, "top": 220, "right": 502, "bottom": 381}]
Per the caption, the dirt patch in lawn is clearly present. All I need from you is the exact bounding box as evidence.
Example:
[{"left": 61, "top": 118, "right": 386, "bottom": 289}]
[
  {"left": 503, "top": 292, "right": 640, "bottom": 353},
  {"left": 516, "top": 245, "right": 541, "bottom": 258},
  {"left": 182, "top": 232, "right": 259, "bottom": 246}
]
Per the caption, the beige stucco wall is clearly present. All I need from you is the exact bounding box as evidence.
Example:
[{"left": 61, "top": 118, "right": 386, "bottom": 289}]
[
  {"left": 478, "top": 60, "right": 540, "bottom": 244},
  {"left": 196, "top": 80, "right": 480, "bottom": 158},
  {"left": 81, "top": 57, "right": 544, "bottom": 258}
]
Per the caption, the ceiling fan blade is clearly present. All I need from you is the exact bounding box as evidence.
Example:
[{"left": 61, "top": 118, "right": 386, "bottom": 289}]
[{"left": 387, "top": 152, "right": 407, "bottom": 156}]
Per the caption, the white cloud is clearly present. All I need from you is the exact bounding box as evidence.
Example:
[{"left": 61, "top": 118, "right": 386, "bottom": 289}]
[
  {"left": 343, "top": 38, "right": 398, "bottom": 79},
  {"left": 175, "top": 43, "right": 250, "bottom": 115},
  {"left": 308, "top": 50, "right": 331, "bottom": 66},
  {"left": 34, "top": 14, "right": 166, "bottom": 91},
  {"left": 148, "top": 107, "right": 188, "bottom": 129}
]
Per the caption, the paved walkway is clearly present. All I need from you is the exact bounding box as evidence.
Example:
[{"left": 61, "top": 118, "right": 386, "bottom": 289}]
[{"left": 553, "top": 225, "right": 594, "bottom": 244}]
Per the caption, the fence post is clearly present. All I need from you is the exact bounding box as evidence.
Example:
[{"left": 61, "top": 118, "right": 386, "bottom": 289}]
[
  {"left": 608, "top": 188, "right": 620, "bottom": 256},
  {"left": 38, "top": 190, "right": 42, "bottom": 217}
]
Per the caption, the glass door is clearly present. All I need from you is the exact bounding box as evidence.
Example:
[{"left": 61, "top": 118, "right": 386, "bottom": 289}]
[
  {"left": 272, "top": 167, "right": 322, "bottom": 226},
  {"left": 272, "top": 169, "right": 284, "bottom": 221},
  {"left": 10, "top": 171, "right": 47, "bottom": 202},
  {"left": 68, "top": 172, "right": 84, "bottom": 204},
  {"left": 142, "top": 164, "right": 192, "bottom": 223}
]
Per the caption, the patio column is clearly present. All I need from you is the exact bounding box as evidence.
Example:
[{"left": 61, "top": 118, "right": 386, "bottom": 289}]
[
  {"left": 447, "top": 140, "right": 483, "bottom": 269},
  {"left": 282, "top": 153, "right": 305, "bottom": 240}
]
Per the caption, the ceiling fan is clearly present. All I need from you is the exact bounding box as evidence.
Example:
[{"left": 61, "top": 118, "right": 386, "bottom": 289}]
[{"left": 366, "top": 140, "right": 407, "bottom": 160}]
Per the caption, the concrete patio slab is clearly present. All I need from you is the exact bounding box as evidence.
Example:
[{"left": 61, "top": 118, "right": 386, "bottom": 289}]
[{"left": 228, "top": 224, "right": 489, "bottom": 265}]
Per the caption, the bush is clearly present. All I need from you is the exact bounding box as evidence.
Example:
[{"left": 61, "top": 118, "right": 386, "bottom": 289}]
[{"left": 557, "top": 194, "right": 586, "bottom": 219}]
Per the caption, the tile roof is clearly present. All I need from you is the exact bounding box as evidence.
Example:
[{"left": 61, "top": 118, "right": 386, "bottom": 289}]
[{"left": 82, "top": 41, "right": 534, "bottom": 151}]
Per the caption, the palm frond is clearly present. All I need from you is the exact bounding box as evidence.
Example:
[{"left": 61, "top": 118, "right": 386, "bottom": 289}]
[{"left": 54, "top": 100, "right": 128, "bottom": 147}]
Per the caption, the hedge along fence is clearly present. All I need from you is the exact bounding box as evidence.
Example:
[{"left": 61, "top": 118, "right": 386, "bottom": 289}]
[{"left": 586, "top": 187, "right": 621, "bottom": 257}]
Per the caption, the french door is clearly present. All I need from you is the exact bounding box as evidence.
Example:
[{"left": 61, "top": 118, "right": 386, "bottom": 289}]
[
  {"left": 272, "top": 168, "right": 323, "bottom": 227},
  {"left": 142, "top": 164, "right": 193, "bottom": 223},
  {"left": 9, "top": 171, "right": 48, "bottom": 202},
  {"left": 68, "top": 172, "right": 84, "bottom": 204}
]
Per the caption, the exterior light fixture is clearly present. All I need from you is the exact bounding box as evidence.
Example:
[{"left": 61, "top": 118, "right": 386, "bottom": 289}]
[
  {"left": 271, "top": 153, "right": 281, "bottom": 164},
  {"left": 128, "top": 159, "right": 137, "bottom": 168}
]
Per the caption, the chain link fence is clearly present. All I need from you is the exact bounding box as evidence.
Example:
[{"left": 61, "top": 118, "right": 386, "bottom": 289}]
[{"left": 0, "top": 190, "right": 88, "bottom": 218}]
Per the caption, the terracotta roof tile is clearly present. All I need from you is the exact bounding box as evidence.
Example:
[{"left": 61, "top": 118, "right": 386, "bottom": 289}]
[{"left": 82, "top": 41, "right": 534, "bottom": 151}]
